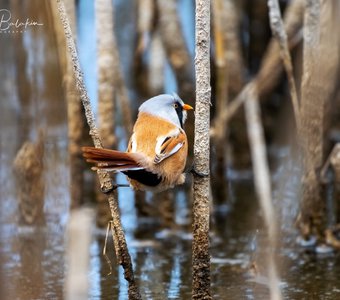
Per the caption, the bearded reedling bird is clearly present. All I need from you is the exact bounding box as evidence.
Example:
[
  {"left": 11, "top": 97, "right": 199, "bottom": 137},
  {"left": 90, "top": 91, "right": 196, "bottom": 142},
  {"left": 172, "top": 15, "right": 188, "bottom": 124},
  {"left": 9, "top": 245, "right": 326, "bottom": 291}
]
[{"left": 82, "top": 94, "right": 193, "bottom": 192}]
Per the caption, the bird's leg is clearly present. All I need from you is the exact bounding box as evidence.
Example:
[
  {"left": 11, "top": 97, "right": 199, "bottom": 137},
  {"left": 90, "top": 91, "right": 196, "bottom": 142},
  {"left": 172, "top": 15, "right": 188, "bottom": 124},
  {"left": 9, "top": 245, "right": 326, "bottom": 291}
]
[
  {"left": 114, "top": 183, "right": 130, "bottom": 188},
  {"left": 100, "top": 181, "right": 130, "bottom": 194},
  {"left": 186, "top": 164, "right": 209, "bottom": 178}
]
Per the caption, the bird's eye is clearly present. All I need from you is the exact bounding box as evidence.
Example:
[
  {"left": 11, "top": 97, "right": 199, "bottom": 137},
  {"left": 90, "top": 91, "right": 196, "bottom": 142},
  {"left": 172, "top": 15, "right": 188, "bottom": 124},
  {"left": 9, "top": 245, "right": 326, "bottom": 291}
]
[{"left": 174, "top": 103, "right": 179, "bottom": 109}]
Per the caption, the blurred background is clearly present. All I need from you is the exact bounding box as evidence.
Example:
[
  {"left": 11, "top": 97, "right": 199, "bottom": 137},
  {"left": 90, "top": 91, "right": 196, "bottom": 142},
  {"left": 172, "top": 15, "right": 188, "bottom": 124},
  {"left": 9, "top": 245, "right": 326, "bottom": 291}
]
[{"left": 1, "top": 0, "right": 340, "bottom": 299}]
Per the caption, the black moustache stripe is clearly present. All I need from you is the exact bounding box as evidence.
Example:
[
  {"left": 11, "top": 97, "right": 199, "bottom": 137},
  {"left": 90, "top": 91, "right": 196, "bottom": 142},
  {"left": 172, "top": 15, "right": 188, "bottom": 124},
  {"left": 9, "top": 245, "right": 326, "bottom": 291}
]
[{"left": 175, "top": 103, "right": 184, "bottom": 128}]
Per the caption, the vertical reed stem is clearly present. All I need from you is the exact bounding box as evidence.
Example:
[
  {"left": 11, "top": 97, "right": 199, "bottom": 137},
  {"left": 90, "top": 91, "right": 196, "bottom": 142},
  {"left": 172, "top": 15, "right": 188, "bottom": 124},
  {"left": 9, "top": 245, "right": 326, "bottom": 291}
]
[{"left": 192, "top": 0, "right": 211, "bottom": 298}]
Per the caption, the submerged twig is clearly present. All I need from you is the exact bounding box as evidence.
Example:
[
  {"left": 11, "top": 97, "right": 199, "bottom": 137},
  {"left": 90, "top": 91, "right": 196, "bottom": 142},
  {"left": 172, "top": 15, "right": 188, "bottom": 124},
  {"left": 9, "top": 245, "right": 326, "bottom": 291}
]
[
  {"left": 56, "top": 1, "right": 141, "bottom": 299},
  {"left": 244, "top": 85, "right": 282, "bottom": 300},
  {"left": 192, "top": 0, "right": 211, "bottom": 299}
]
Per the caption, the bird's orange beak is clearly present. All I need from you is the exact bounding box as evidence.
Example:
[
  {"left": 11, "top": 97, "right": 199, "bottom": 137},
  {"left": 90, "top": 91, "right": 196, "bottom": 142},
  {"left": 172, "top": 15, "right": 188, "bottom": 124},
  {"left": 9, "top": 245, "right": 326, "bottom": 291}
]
[{"left": 183, "top": 104, "right": 194, "bottom": 111}]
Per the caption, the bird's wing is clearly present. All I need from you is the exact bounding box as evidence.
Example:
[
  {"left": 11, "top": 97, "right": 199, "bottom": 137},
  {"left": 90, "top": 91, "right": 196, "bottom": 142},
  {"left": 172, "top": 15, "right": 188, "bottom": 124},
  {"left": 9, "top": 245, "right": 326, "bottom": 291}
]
[{"left": 154, "top": 129, "right": 186, "bottom": 164}]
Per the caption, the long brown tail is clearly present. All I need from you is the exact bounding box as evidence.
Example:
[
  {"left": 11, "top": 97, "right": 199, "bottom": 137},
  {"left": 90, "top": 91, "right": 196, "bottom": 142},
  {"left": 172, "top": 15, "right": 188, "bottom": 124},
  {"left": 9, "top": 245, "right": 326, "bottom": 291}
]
[{"left": 82, "top": 147, "right": 145, "bottom": 172}]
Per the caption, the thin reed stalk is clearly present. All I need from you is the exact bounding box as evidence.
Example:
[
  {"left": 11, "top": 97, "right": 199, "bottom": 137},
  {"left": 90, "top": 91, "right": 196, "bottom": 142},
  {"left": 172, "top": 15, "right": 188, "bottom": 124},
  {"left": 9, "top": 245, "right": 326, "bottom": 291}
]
[
  {"left": 244, "top": 85, "right": 282, "bottom": 300},
  {"left": 267, "top": 0, "right": 301, "bottom": 134},
  {"left": 56, "top": 1, "right": 141, "bottom": 298}
]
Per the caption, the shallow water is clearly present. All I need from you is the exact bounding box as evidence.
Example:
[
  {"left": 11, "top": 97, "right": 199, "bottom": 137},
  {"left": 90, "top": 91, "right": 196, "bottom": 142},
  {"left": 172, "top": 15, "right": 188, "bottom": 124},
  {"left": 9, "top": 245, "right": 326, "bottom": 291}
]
[
  {"left": 2, "top": 169, "right": 340, "bottom": 299},
  {"left": 1, "top": 1, "right": 340, "bottom": 299}
]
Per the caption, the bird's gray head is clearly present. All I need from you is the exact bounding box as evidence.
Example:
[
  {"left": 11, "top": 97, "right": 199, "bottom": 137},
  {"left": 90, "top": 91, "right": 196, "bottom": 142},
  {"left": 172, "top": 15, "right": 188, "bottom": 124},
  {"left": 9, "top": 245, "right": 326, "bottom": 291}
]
[{"left": 139, "top": 93, "right": 193, "bottom": 128}]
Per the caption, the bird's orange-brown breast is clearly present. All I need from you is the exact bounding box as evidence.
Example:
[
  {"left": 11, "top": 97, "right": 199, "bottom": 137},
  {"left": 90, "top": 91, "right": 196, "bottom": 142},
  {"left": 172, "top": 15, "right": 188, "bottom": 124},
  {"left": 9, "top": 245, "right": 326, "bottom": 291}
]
[{"left": 127, "top": 112, "right": 188, "bottom": 185}]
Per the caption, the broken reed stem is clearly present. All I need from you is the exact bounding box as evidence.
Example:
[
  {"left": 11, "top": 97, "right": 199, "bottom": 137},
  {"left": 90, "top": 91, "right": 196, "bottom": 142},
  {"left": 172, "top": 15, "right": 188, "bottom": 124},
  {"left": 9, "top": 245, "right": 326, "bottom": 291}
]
[
  {"left": 192, "top": 0, "right": 211, "bottom": 299},
  {"left": 56, "top": 1, "right": 141, "bottom": 299},
  {"left": 244, "top": 85, "right": 282, "bottom": 300},
  {"left": 267, "top": 0, "right": 301, "bottom": 135}
]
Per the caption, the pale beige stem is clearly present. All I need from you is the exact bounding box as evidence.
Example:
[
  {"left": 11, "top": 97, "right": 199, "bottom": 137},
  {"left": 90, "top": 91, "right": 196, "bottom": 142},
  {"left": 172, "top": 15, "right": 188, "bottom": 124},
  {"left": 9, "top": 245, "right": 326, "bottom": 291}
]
[{"left": 244, "top": 85, "right": 282, "bottom": 300}]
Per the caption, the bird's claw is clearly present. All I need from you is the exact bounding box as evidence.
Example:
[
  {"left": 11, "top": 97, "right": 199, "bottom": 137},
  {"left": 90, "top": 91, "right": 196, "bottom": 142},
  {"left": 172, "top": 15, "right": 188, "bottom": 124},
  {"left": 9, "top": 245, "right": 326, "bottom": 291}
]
[
  {"left": 100, "top": 181, "right": 130, "bottom": 194},
  {"left": 100, "top": 181, "right": 117, "bottom": 194},
  {"left": 187, "top": 165, "right": 209, "bottom": 178}
]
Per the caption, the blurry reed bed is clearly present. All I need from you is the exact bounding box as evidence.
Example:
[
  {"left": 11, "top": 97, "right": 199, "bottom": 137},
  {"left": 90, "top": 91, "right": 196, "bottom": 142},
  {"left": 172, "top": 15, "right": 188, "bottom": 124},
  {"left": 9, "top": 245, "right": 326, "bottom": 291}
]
[
  {"left": 72, "top": 0, "right": 340, "bottom": 247},
  {"left": 1, "top": 0, "right": 340, "bottom": 299}
]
